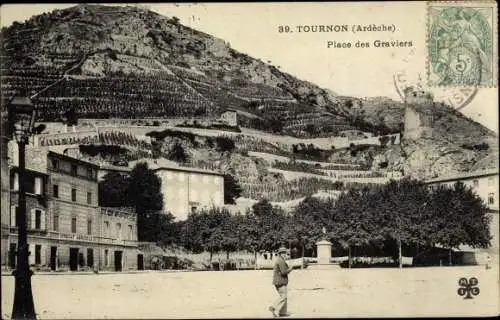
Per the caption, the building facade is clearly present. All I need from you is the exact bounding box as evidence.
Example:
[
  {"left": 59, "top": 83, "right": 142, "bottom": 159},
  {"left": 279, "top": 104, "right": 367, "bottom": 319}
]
[
  {"left": 425, "top": 169, "right": 499, "bottom": 263},
  {"left": 154, "top": 165, "right": 225, "bottom": 220},
  {"left": 1, "top": 108, "right": 10, "bottom": 266},
  {"left": 219, "top": 109, "right": 238, "bottom": 127},
  {"left": 3, "top": 149, "right": 139, "bottom": 272}
]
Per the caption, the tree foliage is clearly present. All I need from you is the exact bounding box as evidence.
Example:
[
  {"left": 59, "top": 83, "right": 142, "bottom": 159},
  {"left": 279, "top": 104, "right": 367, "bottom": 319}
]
[
  {"left": 99, "top": 162, "right": 164, "bottom": 241},
  {"left": 223, "top": 174, "right": 242, "bottom": 204}
]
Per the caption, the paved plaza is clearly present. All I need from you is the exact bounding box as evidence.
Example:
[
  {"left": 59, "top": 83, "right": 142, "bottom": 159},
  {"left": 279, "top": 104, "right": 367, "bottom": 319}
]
[{"left": 1, "top": 266, "right": 499, "bottom": 319}]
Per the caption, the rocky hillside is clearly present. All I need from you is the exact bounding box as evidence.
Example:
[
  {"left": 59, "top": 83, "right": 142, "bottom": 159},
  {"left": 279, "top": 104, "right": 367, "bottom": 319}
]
[
  {"left": 1, "top": 4, "right": 497, "bottom": 179},
  {"left": 1, "top": 4, "right": 355, "bottom": 137}
]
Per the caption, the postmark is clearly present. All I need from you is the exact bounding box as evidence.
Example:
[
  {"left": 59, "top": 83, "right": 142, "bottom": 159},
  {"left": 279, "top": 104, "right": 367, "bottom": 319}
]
[
  {"left": 394, "top": 49, "right": 478, "bottom": 111},
  {"left": 427, "top": 2, "right": 497, "bottom": 87}
]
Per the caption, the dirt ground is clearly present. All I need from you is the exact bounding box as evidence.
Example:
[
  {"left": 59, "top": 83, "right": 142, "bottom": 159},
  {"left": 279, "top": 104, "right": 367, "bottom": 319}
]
[{"left": 1, "top": 266, "right": 498, "bottom": 319}]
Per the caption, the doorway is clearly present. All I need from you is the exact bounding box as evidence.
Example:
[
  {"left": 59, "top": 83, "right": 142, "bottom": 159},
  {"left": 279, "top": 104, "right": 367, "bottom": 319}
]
[
  {"left": 69, "top": 248, "right": 79, "bottom": 271},
  {"left": 9, "top": 243, "right": 16, "bottom": 269},
  {"left": 87, "top": 248, "right": 94, "bottom": 268},
  {"left": 50, "top": 246, "right": 57, "bottom": 271},
  {"left": 114, "top": 251, "right": 122, "bottom": 272},
  {"left": 137, "top": 254, "right": 144, "bottom": 270}
]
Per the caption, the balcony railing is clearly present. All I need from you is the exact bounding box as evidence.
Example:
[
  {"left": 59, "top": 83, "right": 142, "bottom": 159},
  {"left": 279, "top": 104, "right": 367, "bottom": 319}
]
[{"left": 9, "top": 229, "right": 137, "bottom": 247}]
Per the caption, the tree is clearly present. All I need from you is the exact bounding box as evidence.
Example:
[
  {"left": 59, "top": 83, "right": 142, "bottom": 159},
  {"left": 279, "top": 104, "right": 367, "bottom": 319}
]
[
  {"left": 216, "top": 136, "right": 235, "bottom": 152},
  {"left": 169, "top": 142, "right": 188, "bottom": 163},
  {"left": 245, "top": 199, "right": 288, "bottom": 255},
  {"left": 127, "top": 162, "right": 163, "bottom": 215},
  {"left": 98, "top": 163, "right": 165, "bottom": 242},
  {"left": 64, "top": 106, "right": 78, "bottom": 126},
  {"left": 269, "top": 118, "right": 283, "bottom": 133},
  {"left": 223, "top": 174, "right": 242, "bottom": 204},
  {"left": 127, "top": 163, "right": 164, "bottom": 241},
  {"left": 379, "top": 135, "right": 390, "bottom": 147},
  {"left": 305, "top": 124, "right": 316, "bottom": 136},
  {"left": 428, "top": 182, "right": 491, "bottom": 264},
  {"left": 289, "top": 196, "right": 337, "bottom": 258},
  {"left": 98, "top": 172, "right": 129, "bottom": 207}
]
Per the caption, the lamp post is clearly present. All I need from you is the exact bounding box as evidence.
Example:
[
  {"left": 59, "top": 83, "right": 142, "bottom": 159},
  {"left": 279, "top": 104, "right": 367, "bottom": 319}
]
[{"left": 8, "top": 97, "right": 37, "bottom": 320}]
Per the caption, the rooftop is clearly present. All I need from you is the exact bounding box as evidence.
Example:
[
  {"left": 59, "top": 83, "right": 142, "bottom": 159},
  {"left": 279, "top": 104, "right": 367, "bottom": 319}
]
[
  {"left": 123, "top": 158, "right": 223, "bottom": 176},
  {"left": 48, "top": 151, "right": 100, "bottom": 169},
  {"left": 425, "top": 168, "right": 499, "bottom": 184}
]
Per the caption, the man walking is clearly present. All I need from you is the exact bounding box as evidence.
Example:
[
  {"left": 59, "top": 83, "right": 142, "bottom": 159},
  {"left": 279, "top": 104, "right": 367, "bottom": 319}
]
[{"left": 269, "top": 247, "right": 292, "bottom": 317}]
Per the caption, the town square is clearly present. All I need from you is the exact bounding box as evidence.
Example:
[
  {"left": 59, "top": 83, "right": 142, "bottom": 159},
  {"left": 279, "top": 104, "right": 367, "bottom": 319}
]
[
  {"left": 2, "top": 266, "right": 499, "bottom": 319},
  {"left": 1, "top": 2, "right": 499, "bottom": 319}
]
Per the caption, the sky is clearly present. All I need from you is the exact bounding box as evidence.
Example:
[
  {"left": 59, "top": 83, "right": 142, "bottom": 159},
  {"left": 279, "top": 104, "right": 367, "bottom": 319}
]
[{"left": 1, "top": 2, "right": 498, "bottom": 132}]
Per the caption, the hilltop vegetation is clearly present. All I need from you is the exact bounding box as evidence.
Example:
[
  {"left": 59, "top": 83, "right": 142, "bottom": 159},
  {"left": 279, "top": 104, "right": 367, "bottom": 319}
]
[{"left": 1, "top": 4, "right": 497, "bottom": 181}]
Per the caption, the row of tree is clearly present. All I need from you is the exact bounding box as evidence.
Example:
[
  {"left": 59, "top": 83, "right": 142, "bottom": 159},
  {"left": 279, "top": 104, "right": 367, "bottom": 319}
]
[{"left": 99, "top": 164, "right": 491, "bottom": 267}]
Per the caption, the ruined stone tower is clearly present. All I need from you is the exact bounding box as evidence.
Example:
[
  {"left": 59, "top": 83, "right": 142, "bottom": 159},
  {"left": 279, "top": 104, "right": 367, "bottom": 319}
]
[{"left": 403, "top": 87, "right": 434, "bottom": 140}]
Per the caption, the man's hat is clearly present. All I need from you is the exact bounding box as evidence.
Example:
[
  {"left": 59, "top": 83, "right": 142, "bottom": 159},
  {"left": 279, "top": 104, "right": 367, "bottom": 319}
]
[{"left": 277, "top": 247, "right": 288, "bottom": 254}]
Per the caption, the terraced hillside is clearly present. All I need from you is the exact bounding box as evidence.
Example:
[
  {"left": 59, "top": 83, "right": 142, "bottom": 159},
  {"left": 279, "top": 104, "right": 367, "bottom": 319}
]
[
  {"left": 1, "top": 4, "right": 497, "bottom": 180},
  {"left": 0, "top": 4, "right": 356, "bottom": 137}
]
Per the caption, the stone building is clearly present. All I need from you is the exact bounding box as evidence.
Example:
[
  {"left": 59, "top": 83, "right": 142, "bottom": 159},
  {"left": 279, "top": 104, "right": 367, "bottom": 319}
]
[
  {"left": 152, "top": 162, "right": 225, "bottom": 220},
  {"left": 0, "top": 108, "right": 10, "bottom": 266},
  {"left": 403, "top": 87, "right": 435, "bottom": 141},
  {"left": 7, "top": 167, "right": 49, "bottom": 269},
  {"left": 3, "top": 148, "right": 139, "bottom": 271},
  {"left": 219, "top": 109, "right": 238, "bottom": 127}
]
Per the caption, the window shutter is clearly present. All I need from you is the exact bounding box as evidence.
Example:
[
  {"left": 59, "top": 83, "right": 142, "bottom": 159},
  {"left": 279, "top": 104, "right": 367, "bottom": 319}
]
[
  {"left": 30, "top": 209, "right": 36, "bottom": 230},
  {"left": 28, "top": 244, "right": 35, "bottom": 265},
  {"left": 10, "top": 206, "right": 16, "bottom": 227},
  {"left": 13, "top": 173, "right": 19, "bottom": 191},
  {"left": 41, "top": 210, "right": 46, "bottom": 230},
  {"left": 40, "top": 245, "right": 46, "bottom": 266},
  {"left": 34, "top": 177, "right": 42, "bottom": 195}
]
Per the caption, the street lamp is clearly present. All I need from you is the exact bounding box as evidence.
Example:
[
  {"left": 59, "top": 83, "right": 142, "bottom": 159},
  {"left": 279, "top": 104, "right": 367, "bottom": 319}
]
[{"left": 8, "top": 96, "right": 37, "bottom": 320}]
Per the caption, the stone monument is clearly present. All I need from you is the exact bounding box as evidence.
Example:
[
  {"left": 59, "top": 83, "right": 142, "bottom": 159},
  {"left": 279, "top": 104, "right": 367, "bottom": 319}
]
[{"left": 308, "top": 227, "right": 341, "bottom": 270}]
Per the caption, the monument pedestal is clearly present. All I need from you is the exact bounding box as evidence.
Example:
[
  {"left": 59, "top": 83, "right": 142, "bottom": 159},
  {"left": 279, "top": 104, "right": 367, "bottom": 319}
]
[{"left": 308, "top": 239, "right": 341, "bottom": 270}]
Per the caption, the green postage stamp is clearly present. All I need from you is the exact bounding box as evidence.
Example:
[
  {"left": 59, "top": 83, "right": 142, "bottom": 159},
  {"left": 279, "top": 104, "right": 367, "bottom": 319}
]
[{"left": 427, "top": 2, "right": 498, "bottom": 86}]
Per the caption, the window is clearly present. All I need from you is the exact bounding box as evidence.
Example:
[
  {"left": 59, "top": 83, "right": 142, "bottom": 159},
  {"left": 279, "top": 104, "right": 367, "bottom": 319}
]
[
  {"left": 53, "top": 185, "right": 59, "bottom": 198},
  {"left": 71, "top": 188, "right": 77, "bottom": 202},
  {"left": 87, "top": 168, "right": 93, "bottom": 179},
  {"left": 71, "top": 217, "right": 77, "bottom": 233},
  {"left": 11, "top": 173, "right": 19, "bottom": 191},
  {"left": 116, "top": 223, "right": 122, "bottom": 239},
  {"left": 53, "top": 215, "right": 59, "bottom": 231},
  {"left": 488, "top": 193, "right": 495, "bottom": 205},
  {"left": 87, "top": 192, "right": 92, "bottom": 205},
  {"left": 473, "top": 179, "right": 479, "bottom": 187},
  {"left": 34, "top": 177, "right": 43, "bottom": 195},
  {"left": 71, "top": 164, "right": 77, "bottom": 176},
  {"left": 35, "top": 245, "right": 41, "bottom": 265},
  {"left": 87, "top": 248, "right": 94, "bottom": 267},
  {"left": 128, "top": 225, "right": 133, "bottom": 239},
  {"left": 87, "top": 219, "right": 92, "bottom": 235},
  {"left": 488, "top": 177, "right": 494, "bottom": 186},
  {"left": 104, "top": 221, "right": 109, "bottom": 237},
  {"left": 51, "top": 159, "right": 59, "bottom": 170},
  {"left": 35, "top": 210, "right": 42, "bottom": 229},
  {"left": 10, "top": 205, "right": 18, "bottom": 227},
  {"left": 104, "top": 249, "right": 109, "bottom": 267}
]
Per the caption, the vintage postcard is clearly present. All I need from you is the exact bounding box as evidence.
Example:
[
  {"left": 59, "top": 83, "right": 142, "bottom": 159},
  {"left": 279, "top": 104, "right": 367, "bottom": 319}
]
[{"left": 0, "top": 1, "right": 498, "bottom": 319}]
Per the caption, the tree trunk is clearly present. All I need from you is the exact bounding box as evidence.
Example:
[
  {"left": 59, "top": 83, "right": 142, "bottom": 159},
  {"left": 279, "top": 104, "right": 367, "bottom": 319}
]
[
  {"left": 209, "top": 250, "right": 213, "bottom": 270},
  {"left": 448, "top": 249, "right": 452, "bottom": 266},
  {"left": 348, "top": 245, "right": 352, "bottom": 269},
  {"left": 398, "top": 237, "right": 402, "bottom": 269},
  {"left": 254, "top": 250, "right": 258, "bottom": 270},
  {"left": 226, "top": 250, "right": 229, "bottom": 261}
]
